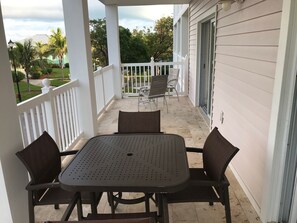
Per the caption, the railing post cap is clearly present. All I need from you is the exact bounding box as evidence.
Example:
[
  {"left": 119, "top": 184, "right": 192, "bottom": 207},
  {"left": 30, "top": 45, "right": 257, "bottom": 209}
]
[
  {"left": 42, "top": 78, "right": 51, "bottom": 87},
  {"left": 41, "top": 78, "right": 54, "bottom": 94},
  {"left": 150, "top": 57, "right": 154, "bottom": 62}
]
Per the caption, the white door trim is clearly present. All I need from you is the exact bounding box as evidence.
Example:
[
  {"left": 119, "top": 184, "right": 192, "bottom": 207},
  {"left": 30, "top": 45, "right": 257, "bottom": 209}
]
[
  {"left": 194, "top": 6, "right": 216, "bottom": 107},
  {"left": 261, "top": 0, "right": 297, "bottom": 222}
]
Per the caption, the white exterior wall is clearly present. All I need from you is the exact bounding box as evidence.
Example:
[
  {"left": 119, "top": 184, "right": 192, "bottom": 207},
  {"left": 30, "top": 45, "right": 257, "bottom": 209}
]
[
  {"left": 0, "top": 3, "right": 29, "bottom": 222},
  {"left": 187, "top": 0, "right": 283, "bottom": 215},
  {"left": 213, "top": 0, "right": 282, "bottom": 211}
]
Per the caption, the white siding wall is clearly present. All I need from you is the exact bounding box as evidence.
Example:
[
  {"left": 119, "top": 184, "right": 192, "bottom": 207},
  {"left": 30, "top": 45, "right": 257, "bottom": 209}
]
[{"left": 188, "top": 0, "right": 283, "bottom": 211}]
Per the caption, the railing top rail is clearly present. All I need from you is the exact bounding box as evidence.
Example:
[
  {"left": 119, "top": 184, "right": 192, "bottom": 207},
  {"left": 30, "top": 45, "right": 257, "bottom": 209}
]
[
  {"left": 121, "top": 61, "right": 183, "bottom": 67},
  {"left": 94, "top": 64, "right": 114, "bottom": 77},
  {"left": 154, "top": 61, "right": 183, "bottom": 66},
  {"left": 121, "top": 62, "right": 150, "bottom": 67},
  {"left": 17, "top": 93, "right": 49, "bottom": 113},
  {"left": 52, "top": 79, "right": 79, "bottom": 96}
]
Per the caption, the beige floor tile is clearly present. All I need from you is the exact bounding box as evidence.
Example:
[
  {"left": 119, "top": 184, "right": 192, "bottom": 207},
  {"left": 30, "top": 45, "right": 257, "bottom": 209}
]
[{"left": 170, "top": 203, "right": 198, "bottom": 222}]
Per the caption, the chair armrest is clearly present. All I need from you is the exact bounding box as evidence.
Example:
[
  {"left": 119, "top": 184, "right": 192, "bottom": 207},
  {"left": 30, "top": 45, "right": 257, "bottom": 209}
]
[
  {"left": 26, "top": 181, "right": 60, "bottom": 191},
  {"left": 167, "top": 79, "right": 178, "bottom": 85},
  {"left": 139, "top": 86, "right": 150, "bottom": 94},
  {"left": 190, "top": 179, "right": 220, "bottom": 187},
  {"left": 59, "top": 150, "right": 78, "bottom": 157},
  {"left": 186, "top": 147, "right": 203, "bottom": 153}
]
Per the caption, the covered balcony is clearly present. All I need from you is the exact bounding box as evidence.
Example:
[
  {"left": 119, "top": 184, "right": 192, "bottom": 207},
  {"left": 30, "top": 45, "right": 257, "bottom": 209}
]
[{"left": 2, "top": 0, "right": 297, "bottom": 223}]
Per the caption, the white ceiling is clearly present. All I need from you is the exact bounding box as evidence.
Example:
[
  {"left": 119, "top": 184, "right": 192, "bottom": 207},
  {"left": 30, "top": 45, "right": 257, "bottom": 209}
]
[{"left": 98, "top": 0, "right": 190, "bottom": 6}]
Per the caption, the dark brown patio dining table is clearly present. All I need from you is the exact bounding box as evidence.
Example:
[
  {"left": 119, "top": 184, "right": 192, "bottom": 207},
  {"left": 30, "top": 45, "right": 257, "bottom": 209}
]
[{"left": 59, "top": 133, "right": 190, "bottom": 223}]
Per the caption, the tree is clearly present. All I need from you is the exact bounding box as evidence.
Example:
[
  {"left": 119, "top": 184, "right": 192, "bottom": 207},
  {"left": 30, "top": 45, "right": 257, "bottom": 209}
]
[
  {"left": 90, "top": 19, "right": 108, "bottom": 67},
  {"left": 35, "top": 41, "right": 50, "bottom": 72},
  {"left": 15, "top": 39, "right": 35, "bottom": 91},
  {"left": 144, "top": 16, "right": 173, "bottom": 62},
  {"left": 119, "top": 27, "right": 149, "bottom": 63},
  {"left": 49, "top": 28, "right": 67, "bottom": 79},
  {"left": 90, "top": 19, "right": 149, "bottom": 66}
]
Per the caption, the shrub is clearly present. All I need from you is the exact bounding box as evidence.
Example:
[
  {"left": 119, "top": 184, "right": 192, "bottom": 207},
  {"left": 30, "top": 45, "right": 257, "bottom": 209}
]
[
  {"left": 47, "top": 68, "right": 53, "bottom": 74},
  {"left": 30, "top": 66, "right": 42, "bottom": 79},
  {"left": 51, "top": 64, "right": 60, "bottom": 68},
  {"left": 41, "top": 68, "right": 48, "bottom": 74},
  {"left": 64, "top": 63, "right": 69, "bottom": 68},
  {"left": 31, "top": 72, "right": 41, "bottom": 79},
  {"left": 11, "top": 70, "right": 25, "bottom": 82}
]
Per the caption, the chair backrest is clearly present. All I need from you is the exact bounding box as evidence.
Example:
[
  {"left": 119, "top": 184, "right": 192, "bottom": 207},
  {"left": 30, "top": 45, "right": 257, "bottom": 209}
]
[
  {"left": 148, "top": 75, "right": 168, "bottom": 98},
  {"left": 16, "top": 131, "right": 61, "bottom": 186},
  {"left": 167, "top": 68, "right": 179, "bottom": 86},
  {"left": 118, "top": 110, "right": 161, "bottom": 133},
  {"left": 202, "top": 127, "right": 239, "bottom": 182}
]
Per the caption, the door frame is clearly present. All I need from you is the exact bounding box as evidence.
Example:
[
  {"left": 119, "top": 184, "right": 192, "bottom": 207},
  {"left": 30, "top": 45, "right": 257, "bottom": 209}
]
[
  {"left": 195, "top": 7, "right": 216, "bottom": 123},
  {"left": 199, "top": 18, "right": 215, "bottom": 116},
  {"left": 261, "top": 0, "right": 297, "bottom": 222}
]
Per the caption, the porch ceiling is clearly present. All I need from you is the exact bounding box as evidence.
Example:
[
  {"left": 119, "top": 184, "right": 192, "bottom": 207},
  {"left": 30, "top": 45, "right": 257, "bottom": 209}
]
[{"left": 98, "top": 0, "right": 190, "bottom": 6}]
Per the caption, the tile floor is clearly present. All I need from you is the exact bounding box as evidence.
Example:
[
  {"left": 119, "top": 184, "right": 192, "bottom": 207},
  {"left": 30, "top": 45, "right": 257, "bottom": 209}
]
[{"left": 35, "top": 97, "right": 261, "bottom": 223}]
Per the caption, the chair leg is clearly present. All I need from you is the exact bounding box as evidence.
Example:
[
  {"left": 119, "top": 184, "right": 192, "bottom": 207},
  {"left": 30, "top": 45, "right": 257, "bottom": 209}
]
[
  {"left": 174, "top": 88, "right": 179, "bottom": 101},
  {"left": 28, "top": 191, "right": 35, "bottom": 223},
  {"left": 163, "top": 96, "right": 168, "bottom": 113},
  {"left": 54, "top": 204, "right": 59, "bottom": 209},
  {"left": 224, "top": 188, "right": 232, "bottom": 223}
]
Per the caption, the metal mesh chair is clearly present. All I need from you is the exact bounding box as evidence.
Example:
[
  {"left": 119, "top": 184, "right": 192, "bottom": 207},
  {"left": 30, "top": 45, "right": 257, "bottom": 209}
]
[
  {"left": 167, "top": 68, "right": 180, "bottom": 101},
  {"left": 138, "top": 75, "right": 168, "bottom": 112},
  {"left": 16, "top": 131, "right": 102, "bottom": 223},
  {"left": 166, "top": 127, "right": 239, "bottom": 223},
  {"left": 109, "top": 111, "right": 162, "bottom": 213},
  {"left": 117, "top": 110, "right": 161, "bottom": 133}
]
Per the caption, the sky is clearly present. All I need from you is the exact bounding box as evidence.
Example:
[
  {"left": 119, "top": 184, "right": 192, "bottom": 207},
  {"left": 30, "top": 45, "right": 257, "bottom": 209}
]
[{"left": 1, "top": 0, "right": 173, "bottom": 42}]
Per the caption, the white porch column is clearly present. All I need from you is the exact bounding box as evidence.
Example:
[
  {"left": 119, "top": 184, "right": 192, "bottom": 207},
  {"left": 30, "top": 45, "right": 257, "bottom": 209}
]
[
  {"left": 62, "top": 0, "right": 97, "bottom": 138},
  {"left": 106, "top": 5, "right": 122, "bottom": 99},
  {"left": 0, "top": 4, "right": 29, "bottom": 223}
]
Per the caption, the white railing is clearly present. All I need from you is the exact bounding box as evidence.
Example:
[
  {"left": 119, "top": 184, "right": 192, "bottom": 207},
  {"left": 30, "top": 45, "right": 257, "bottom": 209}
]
[
  {"left": 17, "top": 79, "right": 82, "bottom": 151},
  {"left": 94, "top": 65, "right": 115, "bottom": 118},
  {"left": 121, "top": 56, "right": 188, "bottom": 97}
]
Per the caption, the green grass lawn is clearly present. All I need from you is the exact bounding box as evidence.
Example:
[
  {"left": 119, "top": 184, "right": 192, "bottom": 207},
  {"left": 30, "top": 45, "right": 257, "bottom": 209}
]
[
  {"left": 14, "top": 68, "right": 71, "bottom": 103},
  {"left": 50, "top": 68, "right": 70, "bottom": 79},
  {"left": 14, "top": 81, "right": 42, "bottom": 104}
]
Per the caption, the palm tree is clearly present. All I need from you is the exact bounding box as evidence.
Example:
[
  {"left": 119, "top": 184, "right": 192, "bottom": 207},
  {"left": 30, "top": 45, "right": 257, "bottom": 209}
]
[
  {"left": 15, "top": 39, "right": 35, "bottom": 91},
  {"left": 49, "top": 28, "right": 67, "bottom": 80},
  {"left": 35, "top": 41, "right": 50, "bottom": 73}
]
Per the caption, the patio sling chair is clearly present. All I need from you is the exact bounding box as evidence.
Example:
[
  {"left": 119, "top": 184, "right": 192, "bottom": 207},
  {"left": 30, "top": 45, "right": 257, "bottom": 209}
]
[
  {"left": 138, "top": 75, "right": 168, "bottom": 112},
  {"left": 166, "top": 127, "right": 239, "bottom": 223},
  {"left": 16, "top": 131, "right": 103, "bottom": 223},
  {"left": 109, "top": 110, "right": 162, "bottom": 213},
  {"left": 117, "top": 110, "right": 161, "bottom": 133},
  {"left": 167, "top": 68, "right": 180, "bottom": 101}
]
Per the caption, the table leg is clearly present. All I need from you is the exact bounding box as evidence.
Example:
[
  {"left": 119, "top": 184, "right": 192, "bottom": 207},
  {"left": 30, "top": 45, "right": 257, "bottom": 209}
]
[
  {"left": 145, "top": 193, "right": 150, "bottom": 213},
  {"left": 108, "top": 192, "right": 116, "bottom": 214},
  {"left": 91, "top": 192, "right": 98, "bottom": 214},
  {"left": 157, "top": 193, "right": 169, "bottom": 223}
]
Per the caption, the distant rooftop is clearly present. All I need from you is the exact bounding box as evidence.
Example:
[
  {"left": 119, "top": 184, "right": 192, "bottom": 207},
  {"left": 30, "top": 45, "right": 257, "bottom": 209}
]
[{"left": 19, "top": 34, "right": 49, "bottom": 44}]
